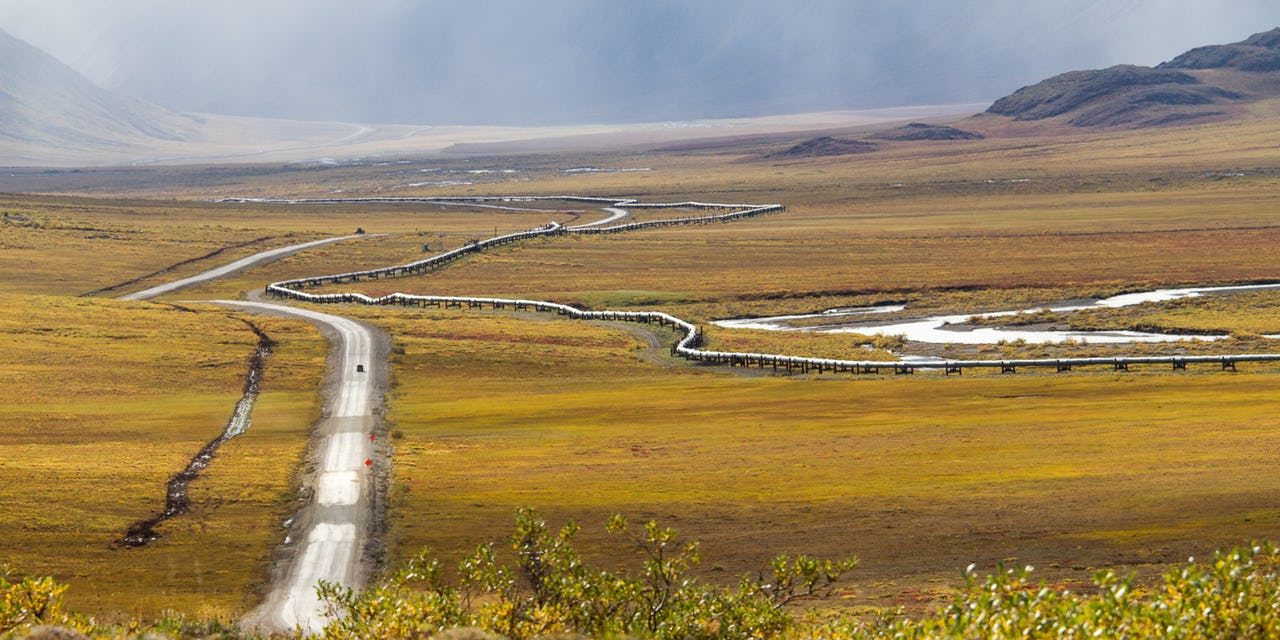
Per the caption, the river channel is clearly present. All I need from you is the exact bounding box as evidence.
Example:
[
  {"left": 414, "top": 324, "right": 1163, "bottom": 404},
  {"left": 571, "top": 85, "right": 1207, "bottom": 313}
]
[{"left": 713, "top": 283, "right": 1280, "bottom": 345}]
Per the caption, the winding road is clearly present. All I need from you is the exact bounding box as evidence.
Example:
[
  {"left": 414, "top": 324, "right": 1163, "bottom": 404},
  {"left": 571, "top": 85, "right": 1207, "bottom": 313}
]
[
  {"left": 568, "top": 206, "right": 629, "bottom": 229},
  {"left": 120, "top": 235, "right": 363, "bottom": 301},
  {"left": 214, "top": 300, "right": 384, "bottom": 635},
  {"left": 109, "top": 233, "right": 381, "bottom": 633}
]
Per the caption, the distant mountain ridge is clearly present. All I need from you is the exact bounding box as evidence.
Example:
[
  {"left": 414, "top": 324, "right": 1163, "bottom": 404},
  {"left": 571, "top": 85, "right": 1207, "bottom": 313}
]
[
  {"left": 1158, "top": 28, "right": 1280, "bottom": 72},
  {"left": 871, "top": 122, "right": 984, "bottom": 141},
  {"left": 986, "top": 28, "right": 1280, "bottom": 128},
  {"left": 0, "top": 28, "right": 198, "bottom": 163},
  {"left": 5, "top": 23, "right": 1277, "bottom": 165}
]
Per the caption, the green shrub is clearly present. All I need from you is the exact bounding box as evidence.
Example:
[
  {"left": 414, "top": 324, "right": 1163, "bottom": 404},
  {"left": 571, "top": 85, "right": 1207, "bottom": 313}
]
[
  {"left": 318, "top": 507, "right": 856, "bottom": 640},
  {"left": 813, "top": 543, "right": 1280, "bottom": 639},
  {"left": 9, "top": 528, "right": 1280, "bottom": 639}
]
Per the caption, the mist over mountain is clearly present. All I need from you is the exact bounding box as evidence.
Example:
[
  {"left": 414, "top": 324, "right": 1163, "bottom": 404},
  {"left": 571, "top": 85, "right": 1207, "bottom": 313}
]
[
  {"left": 3, "top": 26, "right": 956, "bottom": 167},
  {"left": 3, "top": 0, "right": 1280, "bottom": 127},
  {"left": 0, "top": 29, "right": 198, "bottom": 163},
  {"left": 7, "top": 3, "right": 1280, "bottom": 166}
]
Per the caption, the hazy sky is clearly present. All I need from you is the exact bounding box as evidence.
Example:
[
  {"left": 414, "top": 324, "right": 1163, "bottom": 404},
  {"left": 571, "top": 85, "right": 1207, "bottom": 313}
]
[{"left": 2, "top": 0, "right": 1279, "bottom": 126}]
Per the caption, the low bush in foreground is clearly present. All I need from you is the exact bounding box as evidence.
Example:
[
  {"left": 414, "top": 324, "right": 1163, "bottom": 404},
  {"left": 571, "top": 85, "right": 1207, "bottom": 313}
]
[
  {"left": 319, "top": 509, "right": 1280, "bottom": 639},
  {"left": 0, "top": 568, "right": 89, "bottom": 637},
  {"left": 843, "top": 543, "right": 1280, "bottom": 639},
  {"left": 7, "top": 511, "right": 1280, "bottom": 638},
  {"left": 319, "top": 507, "right": 856, "bottom": 640}
]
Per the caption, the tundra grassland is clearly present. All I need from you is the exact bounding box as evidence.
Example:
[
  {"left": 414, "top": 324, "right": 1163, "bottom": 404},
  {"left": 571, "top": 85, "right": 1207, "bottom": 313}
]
[
  {"left": 231, "top": 116, "right": 1280, "bottom": 365},
  {"left": 207, "top": 117, "right": 1280, "bottom": 325},
  {"left": 314, "top": 191, "right": 1280, "bottom": 363},
  {"left": 0, "top": 293, "right": 324, "bottom": 621},
  {"left": 4, "top": 109, "right": 1280, "bottom": 624},
  {"left": 268, "top": 113, "right": 1280, "bottom": 611},
  {"left": 330, "top": 303, "right": 1280, "bottom": 615},
  {"left": 0, "top": 193, "right": 570, "bottom": 298}
]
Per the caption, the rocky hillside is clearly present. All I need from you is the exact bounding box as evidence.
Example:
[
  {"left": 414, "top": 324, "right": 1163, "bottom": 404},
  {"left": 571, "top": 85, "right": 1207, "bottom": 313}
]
[
  {"left": 0, "top": 28, "right": 197, "bottom": 163},
  {"left": 1159, "top": 28, "right": 1280, "bottom": 72},
  {"left": 764, "top": 136, "right": 878, "bottom": 158},
  {"left": 871, "top": 122, "right": 983, "bottom": 141},
  {"left": 986, "top": 28, "right": 1280, "bottom": 128}
]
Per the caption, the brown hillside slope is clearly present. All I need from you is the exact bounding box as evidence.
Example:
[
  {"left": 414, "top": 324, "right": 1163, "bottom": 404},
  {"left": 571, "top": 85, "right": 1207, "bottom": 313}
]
[
  {"left": 986, "top": 27, "right": 1280, "bottom": 128},
  {"left": 1159, "top": 27, "right": 1280, "bottom": 72}
]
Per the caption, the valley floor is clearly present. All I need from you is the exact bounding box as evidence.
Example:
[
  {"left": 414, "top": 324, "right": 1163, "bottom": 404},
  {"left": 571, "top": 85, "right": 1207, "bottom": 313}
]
[{"left": 4, "top": 110, "right": 1280, "bottom": 625}]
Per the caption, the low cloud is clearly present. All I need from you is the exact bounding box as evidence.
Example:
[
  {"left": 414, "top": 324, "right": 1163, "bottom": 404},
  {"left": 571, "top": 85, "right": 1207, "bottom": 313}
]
[{"left": 1, "top": 0, "right": 1277, "bottom": 125}]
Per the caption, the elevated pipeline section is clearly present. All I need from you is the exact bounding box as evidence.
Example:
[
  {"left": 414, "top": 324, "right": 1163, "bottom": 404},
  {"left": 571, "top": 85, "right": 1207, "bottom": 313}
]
[{"left": 251, "top": 196, "right": 1280, "bottom": 375}]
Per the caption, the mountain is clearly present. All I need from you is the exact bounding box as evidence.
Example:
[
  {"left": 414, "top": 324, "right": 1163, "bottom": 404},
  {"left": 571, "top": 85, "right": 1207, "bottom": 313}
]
[
  {"left": 0, "top": 27, "right": 458, "bottom": 167},
  {"left": 764, "top": 136, "right": 879, "bottom": 159},
  {"left": 985, "top": 28, "right": 1280, "bottom": 128},
  {"left": 0, "top": 28, "right": 201, "bottom": 163},
  {"left": 1158, "top": 28, "right": 1280, "bottom": 72},
  {"left": 870, "top": 122, "right": 983, "bottom": 141}
]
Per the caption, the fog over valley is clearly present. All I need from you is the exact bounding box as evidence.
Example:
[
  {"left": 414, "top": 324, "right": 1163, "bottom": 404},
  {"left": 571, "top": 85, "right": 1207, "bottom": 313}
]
[{"left": 4, "top": 0, "right": 1280, "bottom": 126}]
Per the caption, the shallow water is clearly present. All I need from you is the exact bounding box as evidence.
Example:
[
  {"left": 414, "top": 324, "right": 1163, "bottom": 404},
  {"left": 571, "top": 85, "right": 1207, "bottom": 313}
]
[{"left": 713, "top": 283, "right": 1280, "bottom": 345}]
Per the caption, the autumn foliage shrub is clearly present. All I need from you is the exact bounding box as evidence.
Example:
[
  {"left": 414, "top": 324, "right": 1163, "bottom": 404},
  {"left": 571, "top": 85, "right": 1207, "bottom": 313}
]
[
  {"left": 318, "top": 507, "right": 856, "bottom": 640},
  {"left": 8, "top": 526, "right": 1280, "bottom": 638},
  {"left": 318, "top": 511, "right": 1280, "bottom": 640},
  {"left": 0, "top": 567, "right": 88, "bottom": 637},
  {"left": 818, "top": 544, "right": 1280, "bottom": 639}
]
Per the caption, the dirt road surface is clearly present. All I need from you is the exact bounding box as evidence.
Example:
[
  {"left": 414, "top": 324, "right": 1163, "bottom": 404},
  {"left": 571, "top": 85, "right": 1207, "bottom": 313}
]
[
  {"left": 213, "top": 300, "right": 387, "bottom": 635},
  {"left": 568, "top": 206, "right": 629, "bottom": 228},
  {"left": 121, "top": 235, "right": 364, "bottom": 301}
]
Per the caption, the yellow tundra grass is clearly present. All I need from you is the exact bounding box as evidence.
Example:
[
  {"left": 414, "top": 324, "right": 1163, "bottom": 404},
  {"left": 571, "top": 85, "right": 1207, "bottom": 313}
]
[
  {"left": 330, "top": 305, "right": 1280, "bottom": 611},
  {"left": 0, "top": 294, "right": 323, "bottom": 620},
  {"left": 4, "top": 110, "right": 1280, "bottom": 619}
]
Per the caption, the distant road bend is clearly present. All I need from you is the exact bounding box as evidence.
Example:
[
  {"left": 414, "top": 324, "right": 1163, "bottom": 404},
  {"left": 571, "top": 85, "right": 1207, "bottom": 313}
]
[{"left": 568, "top": 206, "right": 629, "bottom": 228}]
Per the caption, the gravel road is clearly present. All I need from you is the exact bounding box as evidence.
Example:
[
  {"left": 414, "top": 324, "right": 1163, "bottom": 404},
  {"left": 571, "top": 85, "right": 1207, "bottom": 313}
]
[
  {"left": 213, "top": 300, "right": 387, "bottom": 635},
  {"left": 121, "top": 236, "right": 362, "bottom": 301}
]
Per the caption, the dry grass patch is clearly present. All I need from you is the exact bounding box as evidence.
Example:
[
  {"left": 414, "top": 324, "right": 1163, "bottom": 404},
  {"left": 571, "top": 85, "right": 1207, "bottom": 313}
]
[
  {"left": 0, "top": 194, "right": 573, "bottom": 298},
  {"left": 331, "top": 305, "right": 1280, "bottom": 614},
  {"left": 702, "top": 325, "right": 901, "bottom": 361},
  {"left": 0, "top": 295, "right": 323, "bottom": 620}
]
